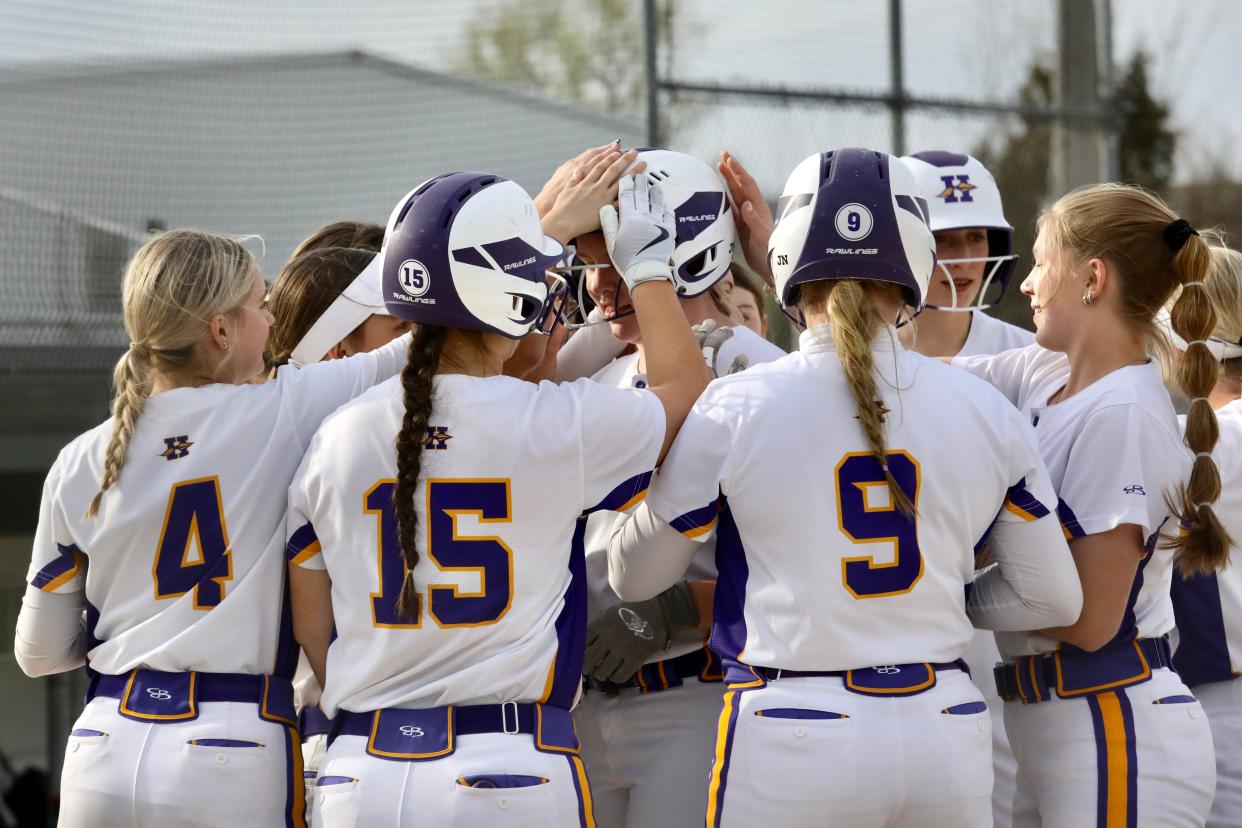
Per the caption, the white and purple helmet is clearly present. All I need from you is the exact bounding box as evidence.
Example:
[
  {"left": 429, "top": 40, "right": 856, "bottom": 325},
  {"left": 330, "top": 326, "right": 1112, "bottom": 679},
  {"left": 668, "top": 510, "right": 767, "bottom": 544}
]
[
  {"left": 381, "top": 173, "right": 566, "bottom": 338},
  {"left": 901, "top": 151, "right": 1017, "bottom": 311},
  {"left": 635, "top": 148, "right": 736, "bottom": 295},
  {"left": 769, "top": 148, "right": 936, "bottom": 312}
]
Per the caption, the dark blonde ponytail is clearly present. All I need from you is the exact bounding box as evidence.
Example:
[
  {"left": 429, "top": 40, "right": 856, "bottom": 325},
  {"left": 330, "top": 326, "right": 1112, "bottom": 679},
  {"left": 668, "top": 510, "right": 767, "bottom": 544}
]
[
  {"left": 1167, "top": 234, "right": 1233, "bottom": 574},
  {"left": 393, "top": 325, "right": 447, "bottom": 618},
  {"left": 802, "top": 279, "right": 914, "bottom": 515}
]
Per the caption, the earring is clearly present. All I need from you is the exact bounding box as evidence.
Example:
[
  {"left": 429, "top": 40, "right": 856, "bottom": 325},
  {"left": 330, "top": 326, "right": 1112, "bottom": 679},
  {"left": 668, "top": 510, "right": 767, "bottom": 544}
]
[
  {"left": 221, "top": 340, "right": 230, "bottom": 350},
  {"left": 1082, "top": 292, "right": 1095, "bottom": 306}
]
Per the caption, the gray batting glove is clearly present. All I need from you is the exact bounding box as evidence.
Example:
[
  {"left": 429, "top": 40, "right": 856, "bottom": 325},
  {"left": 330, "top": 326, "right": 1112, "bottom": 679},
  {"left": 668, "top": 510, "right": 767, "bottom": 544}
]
[
  {"left": 598, "top": 175, "right": 676, "bottom": 291},
  {"left": 693, "top": 319, "right": 751, "bottom": 378},
  {"left": 583, "top": 581, "right": 699, "bottom": 685}
]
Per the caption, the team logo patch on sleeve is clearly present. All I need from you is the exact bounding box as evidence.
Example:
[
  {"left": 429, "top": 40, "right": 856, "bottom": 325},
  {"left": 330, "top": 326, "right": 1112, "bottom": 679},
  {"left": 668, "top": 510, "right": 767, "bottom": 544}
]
[{"left": 160, "top": 435, "right": 193, "bottom": 460}]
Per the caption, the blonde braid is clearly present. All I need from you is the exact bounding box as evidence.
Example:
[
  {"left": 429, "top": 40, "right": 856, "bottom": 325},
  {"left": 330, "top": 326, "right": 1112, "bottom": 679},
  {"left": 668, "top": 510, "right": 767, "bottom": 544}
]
[
  {"left": 85, "top": 346, "right": 153, "bottom": 518},
  {"left": 804, "top": 279, "right": 914, "bottom": 515}
]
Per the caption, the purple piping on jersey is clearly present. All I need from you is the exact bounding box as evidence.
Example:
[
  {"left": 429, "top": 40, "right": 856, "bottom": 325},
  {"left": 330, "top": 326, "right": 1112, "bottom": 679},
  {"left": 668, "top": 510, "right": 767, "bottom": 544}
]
[
  {"left": 286, "top": 523, "right": 317, "bottom": 561},
  {"left": 85, "top": 596, "right": 102, "bottom": 652},
  {"left": 669, "top": 501, "right": 719, "bottom": 535},
  {"left": 1005, "top": 478, "right": 1052, "bottom": 520},
  {"left": 1056, "top": 498, "right": 1086, "bottom": 539},
  {"left": 1171, "top": 571, "right": 1235, "bottom": 686},
  {"left": 1108, "top": 528, "right": 1160, "bottom": 647},
  {"left": 273, "top": 579, "right": 298, "bottom": 681},
  {"left": 709, "top": 499, "right": 750, "bottom": 668},
  {"left": 545, "top": 519, "right": 590, "bottom": 709},
  {"left": 585, "top": 470, "right": 653, "bottom": 514},
  {"left": 30, "top": 543, "right": 84, "bottom": 589},
  {"left": 566, "top": 755, "right": 593, "bottom": 827}
]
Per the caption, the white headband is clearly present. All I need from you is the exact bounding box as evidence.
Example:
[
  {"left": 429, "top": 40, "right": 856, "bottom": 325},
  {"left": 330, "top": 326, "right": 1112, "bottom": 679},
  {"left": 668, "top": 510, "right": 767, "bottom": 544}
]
[
  {"left": 1155, "top": 307, "right": 1242, "bottom": 362},
  {"left": 288, "top": 252, "right": 390, "bottom": 367}
]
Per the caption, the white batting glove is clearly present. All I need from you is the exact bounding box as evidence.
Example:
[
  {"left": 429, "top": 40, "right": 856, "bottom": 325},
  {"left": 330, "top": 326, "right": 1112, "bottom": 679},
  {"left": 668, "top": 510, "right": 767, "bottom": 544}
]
[{"left": 598, "top": 175, "right": 676, "bottom": 290}]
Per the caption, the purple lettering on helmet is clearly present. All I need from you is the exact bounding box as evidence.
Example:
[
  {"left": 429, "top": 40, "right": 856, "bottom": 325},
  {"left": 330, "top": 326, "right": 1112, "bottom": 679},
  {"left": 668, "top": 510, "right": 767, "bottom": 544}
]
[
  {"left": 673, "top": 192, "right": 725, "bottom": 245},
  {"left": 910, "top": 150, "right": 971, "bottom": 168}
]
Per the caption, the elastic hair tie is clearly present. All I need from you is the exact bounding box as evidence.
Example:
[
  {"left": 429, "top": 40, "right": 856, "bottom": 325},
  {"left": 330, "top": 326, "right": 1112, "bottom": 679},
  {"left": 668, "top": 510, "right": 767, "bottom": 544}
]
[
  {"left": 1189, "top": 397, "right": 1211, "bottom": 404},
  {"left": 1164, "top": 218, "right": 1199, "bottom": 253},
  {"left": 1182, "top": 280, "right": 1205, "bottom": 288},
  {"left": 1195, "top": 452, "right": 1215, "bottom": 460}
]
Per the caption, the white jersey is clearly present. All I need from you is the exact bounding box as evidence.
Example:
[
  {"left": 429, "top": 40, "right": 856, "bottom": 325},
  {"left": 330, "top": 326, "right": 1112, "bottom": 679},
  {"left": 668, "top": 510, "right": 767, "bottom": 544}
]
[
  {"left": 644, "top": 325, "right": 1058, "bottom": 675},
  {"left": 958, "top": 310, "right": 1034, "bottom": 358},
  {"left": 1172, "top": 399, "right": 1242, "bottom": 686},
  {"left": 287, "top": 374, "right": 664, "bottom": 717},
  {"left": 955, "top": 344, "right": 1191, "bottom": 657},
  {"left": 583, "top": 325, "right": 785, "bottom": 662},
  {"left": 25, "top": 337, "right": 409, "bottom": 677}
]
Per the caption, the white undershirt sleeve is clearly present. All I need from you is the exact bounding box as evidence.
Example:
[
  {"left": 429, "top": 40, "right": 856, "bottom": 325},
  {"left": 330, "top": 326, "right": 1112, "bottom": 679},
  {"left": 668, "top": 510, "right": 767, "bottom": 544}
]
[
  {"left": 607, "top": 501, "right": 702, "bottom": 602},
  {"left": 15, "top": 585, "right": 87, "bottom": 677},
  {"left": 968, "top": 515, "right": 1083, "bottom": 631}
]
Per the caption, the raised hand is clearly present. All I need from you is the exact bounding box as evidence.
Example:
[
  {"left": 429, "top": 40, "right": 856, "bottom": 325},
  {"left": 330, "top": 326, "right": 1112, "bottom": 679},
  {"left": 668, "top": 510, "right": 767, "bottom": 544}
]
[
  {"left": 598, "top": 174, "right": 676, "bottom": 290},
  {"left": 718, "top": 151, "right": 776, "bottom": 288},
  {"left": 542, "top": 149, "right": 646, "bottom": 244},
  {"left": 533, "top": 140, "right": 621, "bottom": 217}
]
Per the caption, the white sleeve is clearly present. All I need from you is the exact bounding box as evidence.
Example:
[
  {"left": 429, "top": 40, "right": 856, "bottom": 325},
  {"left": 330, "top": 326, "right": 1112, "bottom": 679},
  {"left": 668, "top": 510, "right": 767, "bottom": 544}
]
[
  {"left": 26, "top": 458, "right": 87, "bottom": 595},
  {"left": 1058, "top": 404, "right": 1184, "bottom": 540},
  {"left": 15, "top": 585, "right": 87, "bottom": 677},
  {"left": 952, "top": 345, "right": 1038, "bottom": 408},
  {"left": 286, "top": 455, "right": 326, "bottom": 571},
  {"left": 277, "top": 331, "right": 411, "bottom": 447},
  {"left": 715, "top": 325, "right": 786, "bottom": 369},
  {"left": 608, "top": 501, "right": 701, "bottom": 601},
  {"left": 968, "top": 412, "right": 1083, "bottom": 630},
  {"left": 642, "top": 385, "right": 736, "bottom": 543},
  {"left": 576, "top": 380, "right": 666, "bottom": 513},
  {"left": 555, "top": 316, "right": 627, "bottom": 381}
]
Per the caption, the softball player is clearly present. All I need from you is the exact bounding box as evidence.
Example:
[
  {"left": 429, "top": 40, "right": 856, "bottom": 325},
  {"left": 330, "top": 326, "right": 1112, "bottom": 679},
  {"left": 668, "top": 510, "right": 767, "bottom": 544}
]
[
  {"left": 14, "top": 229, "right": 414, "bottom": 828},
  {"left": 285, "top": 171, "right": 709, "bottom": 827},
  {"left": 955, "top": 185, "right": 1229, "bottom": 827},
  {"left": 1164, "top": 235, "right": 1242, "bottom": 827},
  {"left": 901, "top": 150, "right": 1034, "bottom": 827},
  {"left": 607, "top": 147, "right": 1082, "bottom": 827},
  {"left": 572, "top": 149, "right": 784, "bottom": 828}
]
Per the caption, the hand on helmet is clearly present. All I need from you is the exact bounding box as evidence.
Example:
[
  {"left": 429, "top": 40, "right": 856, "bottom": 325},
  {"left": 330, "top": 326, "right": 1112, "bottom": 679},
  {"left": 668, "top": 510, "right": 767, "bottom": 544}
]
[
  {"left": 533, "top": 140, "right": 621, "bottom": 217},
  {"left": 598, "top": 175, "right": 677, "bottom": 292},
  {"left": 692, "top": 319, "right": 751, "bottom": 378},
  {"left": 542, "top": 150, "right": 645, "bottom": 244},
  {"left": 718, "top": 151, "right": 775, "bottom": 289},
  {"left": 582, "top": 581, "right": 699, "bottom": 685}
]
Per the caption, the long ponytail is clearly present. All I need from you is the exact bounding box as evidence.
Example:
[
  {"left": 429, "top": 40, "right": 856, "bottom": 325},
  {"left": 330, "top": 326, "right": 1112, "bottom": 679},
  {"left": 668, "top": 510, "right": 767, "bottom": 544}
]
[
  {"left": 802, "top": 279, "right": 914, "bottom": 515},
  {"left": 1167, "top": 234, "right": 1233, "bottom": 574},
  {"left": 393, "top": 325, "right": 448, "bottom": 618}
]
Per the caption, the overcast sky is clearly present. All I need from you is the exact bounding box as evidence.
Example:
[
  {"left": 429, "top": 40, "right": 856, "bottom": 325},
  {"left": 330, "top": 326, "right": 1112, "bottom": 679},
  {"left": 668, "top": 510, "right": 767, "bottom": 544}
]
[{"left": 2, "top": 0, "right": 1238, "bottom": 181}]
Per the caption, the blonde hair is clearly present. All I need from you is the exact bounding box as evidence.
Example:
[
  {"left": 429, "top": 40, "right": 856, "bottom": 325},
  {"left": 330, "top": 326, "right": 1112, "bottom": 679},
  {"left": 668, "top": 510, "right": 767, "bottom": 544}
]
[
  {"left": 1202, "top": 230, "right": 1242, "bottom": 384},
  {"left": 1041, "top": 184, "right": 1231, "bottom": 574},
  {"left": 85, "top": 229, "right": 257, "bottom": 518},
  {"left": 800, "top": 279, "right": 913, "bottom": 515}
]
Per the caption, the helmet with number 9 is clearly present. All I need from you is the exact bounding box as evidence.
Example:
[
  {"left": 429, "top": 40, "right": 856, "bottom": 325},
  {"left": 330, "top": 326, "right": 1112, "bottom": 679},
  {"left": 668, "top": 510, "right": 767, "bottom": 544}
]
[
  {"left": 768, "top": 148, "right": 936, "bottom": 311},
  {"left": 900, "top": 151, "right": 1017, "bottom": 310},
  {"left": 381, "top": 172, "right": 566, "bottom": 338}
]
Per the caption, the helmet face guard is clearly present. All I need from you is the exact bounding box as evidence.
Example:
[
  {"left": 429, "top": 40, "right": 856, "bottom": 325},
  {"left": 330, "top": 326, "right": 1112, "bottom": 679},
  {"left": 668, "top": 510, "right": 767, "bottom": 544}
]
[{"left": 901, "top": 151, "right": 1018, "bottom": 312}]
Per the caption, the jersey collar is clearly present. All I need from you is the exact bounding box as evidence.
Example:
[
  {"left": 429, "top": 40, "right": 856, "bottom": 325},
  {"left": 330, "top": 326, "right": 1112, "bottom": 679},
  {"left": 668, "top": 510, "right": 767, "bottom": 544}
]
[{"left": 798, "top": 323, "right": 903, "bottom": 356}]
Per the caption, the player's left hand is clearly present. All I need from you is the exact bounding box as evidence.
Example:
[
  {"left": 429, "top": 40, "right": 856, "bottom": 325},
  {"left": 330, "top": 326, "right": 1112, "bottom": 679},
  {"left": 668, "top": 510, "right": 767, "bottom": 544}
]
[
  {"left": 718, "top": 151, "right": 775, "bottom": 288},
  {"left": 583, "top": 581, "right": 699, "bottom": 684},
  {"left": 693, "top": 319, "right": 750, "bottom": 378},
  {"left": 533, "top": 140, "right": 621, "bottom": 217},
  {"left": 542, "top": 150, "right": 645, "bottom": 244}
]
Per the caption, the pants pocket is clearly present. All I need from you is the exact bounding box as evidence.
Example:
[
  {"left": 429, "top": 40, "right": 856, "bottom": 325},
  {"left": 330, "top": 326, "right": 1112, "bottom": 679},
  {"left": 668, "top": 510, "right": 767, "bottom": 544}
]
[
  {"left": 451, "top": 772, "right": 552, "bottom": 827},
  {"left": 457, "top": 774, "right": 549, "bottom": 789},
  {"left": 754, "top": 707, "right": 849, "bottom": 720}
]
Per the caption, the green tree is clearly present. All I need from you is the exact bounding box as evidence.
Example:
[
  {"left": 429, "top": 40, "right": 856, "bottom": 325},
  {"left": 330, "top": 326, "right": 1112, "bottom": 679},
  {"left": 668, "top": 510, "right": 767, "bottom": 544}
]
[
  {"left": 456, "top": 0, "right": 682, "bottom": 117},
  {"left": 1115, "top": 51, "right": 1178, "bottom": 192}
]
